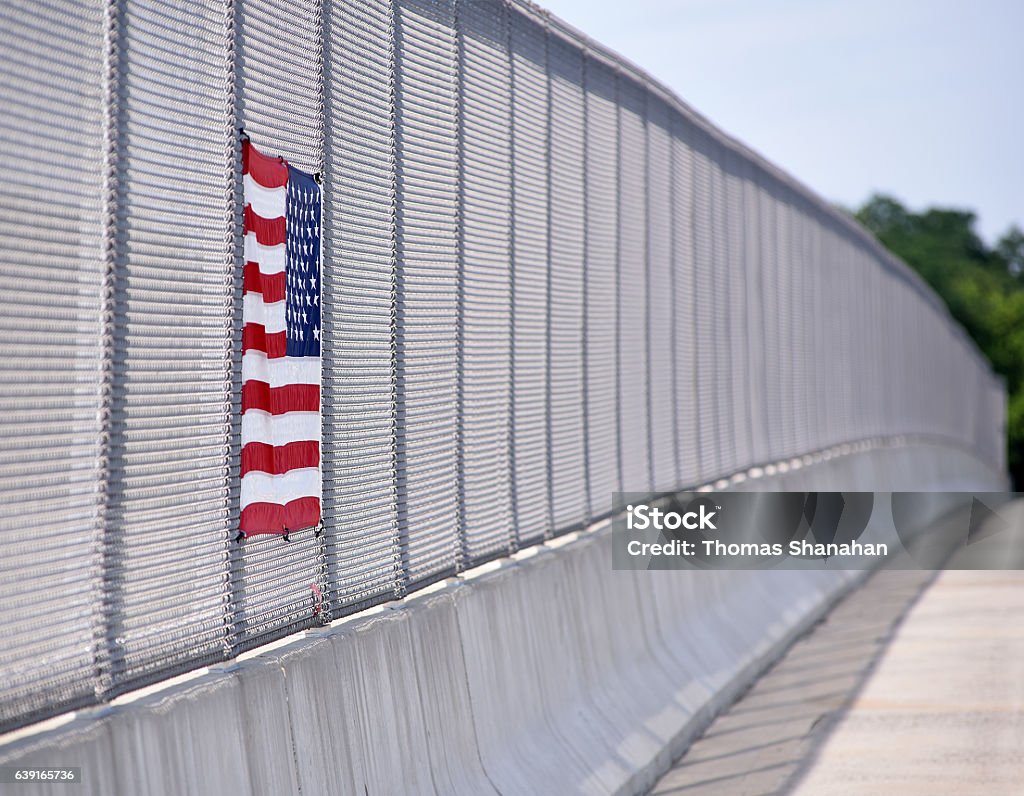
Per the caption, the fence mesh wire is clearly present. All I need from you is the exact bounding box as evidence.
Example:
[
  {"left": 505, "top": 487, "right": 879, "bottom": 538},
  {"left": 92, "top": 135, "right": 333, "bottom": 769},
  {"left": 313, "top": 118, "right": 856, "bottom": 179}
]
[{"left": 0, "top": 0, "right": 1006, "bottom": 732}]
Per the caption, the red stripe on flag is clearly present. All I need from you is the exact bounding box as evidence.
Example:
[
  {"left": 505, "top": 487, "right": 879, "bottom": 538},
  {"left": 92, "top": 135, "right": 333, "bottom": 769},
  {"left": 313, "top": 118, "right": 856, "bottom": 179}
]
[
  {"left": 242, "top": 382, "right": 320, "bottom": 415},
  {"left": 241, "top": 324, "right": 287, "bottom": 359},
  {"left": 240, "top": 497, "right": 321, "bottom": 536},
  {"left": 242, "top": 262, "right": 286, "bottom": 303},
  {"left": 244, "top": 205, "right": 286, "bottom": 246},
  {"left": 241, "top": 440, "right": 320, "bottom": 476},
  {"left": 242, "top": 140, "right": 289, "bottom": 188}
]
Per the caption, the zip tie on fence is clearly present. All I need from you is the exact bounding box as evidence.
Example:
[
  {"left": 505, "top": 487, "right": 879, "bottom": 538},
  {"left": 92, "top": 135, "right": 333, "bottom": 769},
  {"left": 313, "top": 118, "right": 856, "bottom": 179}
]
[{"left": 310, "top": 583, "right": 323, "bottom": 617}]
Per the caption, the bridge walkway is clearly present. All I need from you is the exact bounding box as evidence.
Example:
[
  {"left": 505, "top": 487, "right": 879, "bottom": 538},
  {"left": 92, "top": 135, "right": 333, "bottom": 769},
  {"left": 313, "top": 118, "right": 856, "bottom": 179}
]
[{"left": 650, "top": 500, "right": 1024, "bottom": 795}]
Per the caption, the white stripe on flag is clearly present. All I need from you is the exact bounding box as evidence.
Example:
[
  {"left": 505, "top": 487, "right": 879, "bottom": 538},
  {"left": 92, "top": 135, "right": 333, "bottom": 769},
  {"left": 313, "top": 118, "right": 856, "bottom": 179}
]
[
  {"left": 242, "top": 293, "right": 286, "bottom": 334},
  {"left": 242, "top": 351, "right": 321, "bottom": 388},
  {"left": 244, "top": 232, "right": 285, "bottom": 273},
  {"left": 241, "top": 467, "right": 322, "bottom": 506},
  {"left": 241, "top": 410, "right": 322, "bottom": 446},
  {"left": 243, "top": 173, "right": 286, "bottom": 219}
]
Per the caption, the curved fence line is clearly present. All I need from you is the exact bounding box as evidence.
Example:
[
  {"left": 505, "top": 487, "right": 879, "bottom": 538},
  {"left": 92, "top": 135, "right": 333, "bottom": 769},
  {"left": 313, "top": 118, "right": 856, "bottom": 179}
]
[{"left": 0, "top": 0, "right": 1005, "bottom": 732}]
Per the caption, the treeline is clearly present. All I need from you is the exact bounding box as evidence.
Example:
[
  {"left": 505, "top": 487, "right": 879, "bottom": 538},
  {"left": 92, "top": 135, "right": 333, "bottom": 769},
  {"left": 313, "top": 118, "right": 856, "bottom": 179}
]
[{"left": 855, "top": 195, "right": 1024, "bottom": 487}]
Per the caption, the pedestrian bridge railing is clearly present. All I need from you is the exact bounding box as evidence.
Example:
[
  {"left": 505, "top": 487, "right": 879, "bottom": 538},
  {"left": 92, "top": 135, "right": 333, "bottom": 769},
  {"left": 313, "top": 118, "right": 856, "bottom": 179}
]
[{"left": 0, "top": 0, "right": 1005, "bottom": 733}]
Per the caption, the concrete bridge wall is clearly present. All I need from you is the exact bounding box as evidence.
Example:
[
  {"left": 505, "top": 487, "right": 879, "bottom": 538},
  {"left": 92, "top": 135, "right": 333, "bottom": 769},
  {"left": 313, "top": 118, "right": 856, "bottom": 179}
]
[{"left": 0, "top": 442, "right": 1004, "bottom": 795}]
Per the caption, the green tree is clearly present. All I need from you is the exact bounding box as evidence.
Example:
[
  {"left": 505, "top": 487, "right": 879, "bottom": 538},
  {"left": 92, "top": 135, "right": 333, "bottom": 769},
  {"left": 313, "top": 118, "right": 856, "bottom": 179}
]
[
  {"left": 996, "top": 225, "right": 1024, "bottom": 278},
  {"left": 856, "top": 194, "right": 1024, "bottom": 487}
]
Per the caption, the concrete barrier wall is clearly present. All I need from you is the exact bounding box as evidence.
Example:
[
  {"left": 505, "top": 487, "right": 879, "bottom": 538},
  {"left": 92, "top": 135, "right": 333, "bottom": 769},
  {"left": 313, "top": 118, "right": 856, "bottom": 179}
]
[{"left": 0, "top": 445, "right": 1005, "bottom": 796}]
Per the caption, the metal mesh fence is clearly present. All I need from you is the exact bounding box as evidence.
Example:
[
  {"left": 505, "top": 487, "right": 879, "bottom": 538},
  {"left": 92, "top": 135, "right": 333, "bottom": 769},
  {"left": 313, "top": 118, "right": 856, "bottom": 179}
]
[{"left": 0, "top": 0, "right": 1006, "bottom": 732}]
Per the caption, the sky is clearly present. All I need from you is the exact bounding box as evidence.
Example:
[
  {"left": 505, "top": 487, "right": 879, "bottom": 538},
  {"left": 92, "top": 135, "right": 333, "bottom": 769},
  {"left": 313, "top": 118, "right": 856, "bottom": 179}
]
[{"left": 540, "top": 0, "right": 1023, "bottom": 244}]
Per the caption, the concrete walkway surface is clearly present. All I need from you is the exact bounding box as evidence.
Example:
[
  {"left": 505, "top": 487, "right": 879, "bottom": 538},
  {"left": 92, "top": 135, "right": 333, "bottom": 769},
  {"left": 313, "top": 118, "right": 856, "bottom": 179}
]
[
  {"left": 787, "top": 569, "right": 1024, "bottom": 795},
  {"left": 649, "top": 569, "right": 935, "bottom": 795},
  {"left": 651, "top": 500, "right": 1024, "bottom": 795}
]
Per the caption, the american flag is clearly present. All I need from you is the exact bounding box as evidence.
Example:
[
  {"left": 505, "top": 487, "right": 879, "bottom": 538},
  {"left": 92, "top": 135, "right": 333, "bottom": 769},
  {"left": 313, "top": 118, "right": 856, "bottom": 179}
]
[{"left": 240, "top": 139, "right": 322, "bottom": 537}]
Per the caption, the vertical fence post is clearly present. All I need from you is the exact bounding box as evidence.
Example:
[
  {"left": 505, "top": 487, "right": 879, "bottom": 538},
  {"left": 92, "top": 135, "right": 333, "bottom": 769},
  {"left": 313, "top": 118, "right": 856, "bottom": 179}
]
[
  {"left": 388, "top": 0, "right": 405, "bottom": 598},
  {"left": 94, "top": 0, "right": 125, "bottom": 701},
  {"left": 642, "top": 86, "right": 655, "bottom": 493},
  {"left": 505, "top": 0, "right": 520, "bottom": 554},
  {"left": 310, "top": 0, "right": 333, "bottom": 623},
  {"left": 392, "top": 0, "right": 412, "bottom": 598},
  {"left": 687, "top": 119, "right": 704, "bottom": 478},
  {"left": 579, "top": 48, "right": 593, "bottom": 526},
  {"left": 667, "top": 105, "right": 682, "bottom": 490},
  {"left": 453, "top": 0, "right": 469, "bottom": 573},
  {"left": 220, "top": 0, "right": 245, "bottom": 660},
  {"left": 92, "top": 0, "right": 119, "bottom": 700},
  {"left": 542, "top": 19, "right": 556, "bottom": 540}
]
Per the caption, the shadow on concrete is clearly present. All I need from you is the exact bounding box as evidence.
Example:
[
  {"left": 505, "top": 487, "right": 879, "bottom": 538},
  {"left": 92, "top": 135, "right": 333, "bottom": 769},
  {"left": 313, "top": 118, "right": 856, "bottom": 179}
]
[{"left": 648, "top": 567, "right": 939, "bottom": 795}]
